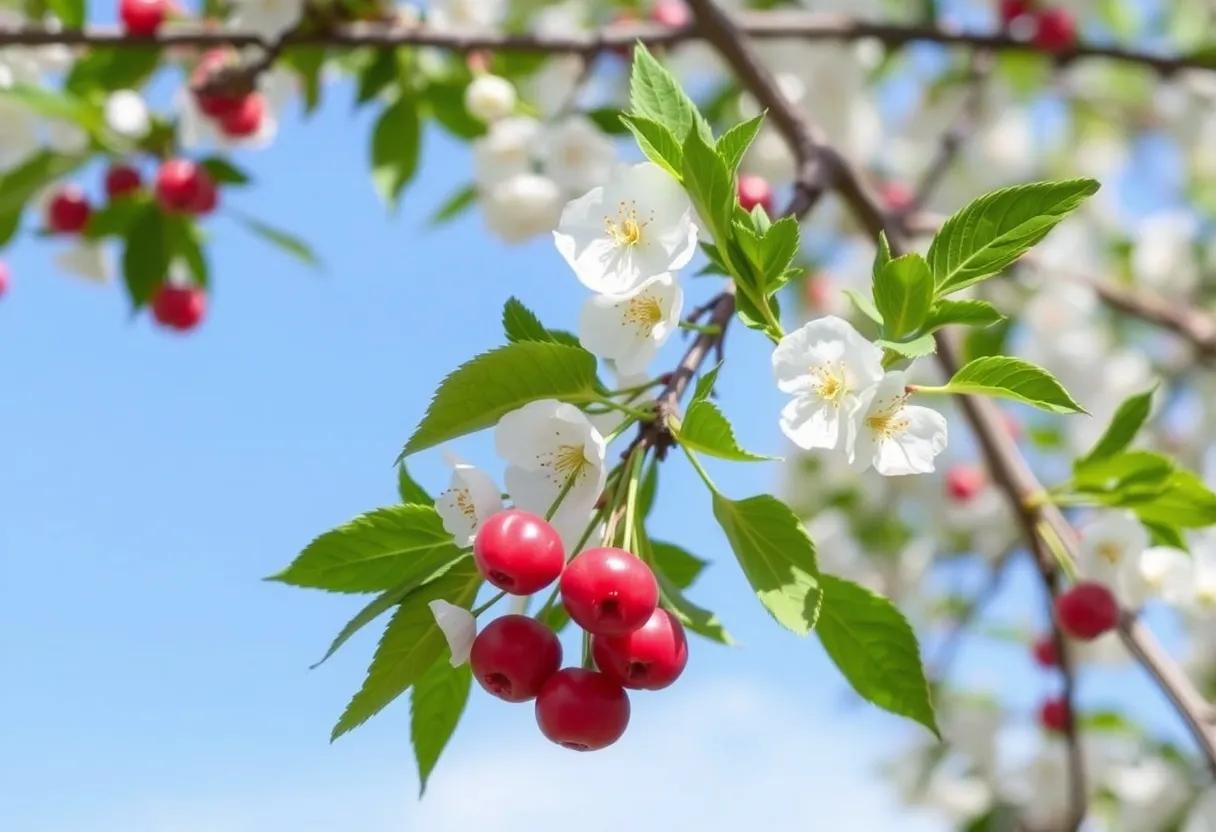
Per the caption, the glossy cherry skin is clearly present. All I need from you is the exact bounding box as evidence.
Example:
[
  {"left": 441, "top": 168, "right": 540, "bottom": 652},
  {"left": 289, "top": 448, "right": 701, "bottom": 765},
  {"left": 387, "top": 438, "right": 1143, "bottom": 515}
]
[
  {"left": 156, "top": 160, "right": 204, "bottom": 212},
  {"left": 151, "top": 284, "right": 206, "bottom": 331},
  {"left": 219, "top": 93, "right": 265, "bottom": 138},
  {"left": 105, "top": 164, "right": 142, "bottom": 199},
  {"left": 560, "top": 547, "right": 658, "bottom": 636},
  {"left": 1032, "top": 634, "right": 1060, "bottom": 668},
  {"left": 737, "top": 174, "right": 774, "bottom": 216},
  {"left": 191, "top": 50, "right": 245, "bottom": 117},
  {"left": 592, "top": 608, "right": 688, "bottom": 690},
  {"left": 473, "top": 509, "right": 565, "bottom": 595},
  {"left": 946, "top": 465, "right": 986, "bottom": 502},
  {"left": 1055, "top": 581, "right": 1119, "bottom": 641},
  {"left": 120, "top": 0, "right": 168, "bottom": 36},
  {"left": 1039, "top": 696, "right": 1069, "bottom": 733},
  {"left": 1033, "top": 9, "right": 1077, "bottom": 52},
  {"left": 535, "top": 668, "right": 630, "bottom": 751},
  {"left": 47, "top": 186, "right": 91, "bottom": 233},
  {"left": 188, "top": 171, "right": 219, "bottom": 215},
  {"left": 469, "top": 615, "right": 562, "bottom": 702}
]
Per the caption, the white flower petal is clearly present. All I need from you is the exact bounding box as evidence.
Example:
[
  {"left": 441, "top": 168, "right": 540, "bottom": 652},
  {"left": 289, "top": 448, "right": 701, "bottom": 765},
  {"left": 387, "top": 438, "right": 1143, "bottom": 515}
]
[
  {"left": 578, "top": 273, "right": 683, "bottom": 374},
  {"left": 853, "top": 372, "right": 947, "bottom": 476},
  {"left": 54, "top": 242, "right": 111, "bottom": 283},
  {"left": 780, "top": 394, "right": 846, "bottom": 452},
  {"left": 428, "top": 600, "right": 476, "bottom": 666},
  {"left": 495, "top": 399, "right": 607, "bottom": 518},
  {"left": 434, "top": 460, "right": 504, "bottom": 547}
]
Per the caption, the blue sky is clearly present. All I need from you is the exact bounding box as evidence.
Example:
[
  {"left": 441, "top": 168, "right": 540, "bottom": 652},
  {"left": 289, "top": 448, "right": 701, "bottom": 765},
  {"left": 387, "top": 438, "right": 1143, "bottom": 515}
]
[{"left": 0, "top": 85, "right": 952, "bottom": 829}]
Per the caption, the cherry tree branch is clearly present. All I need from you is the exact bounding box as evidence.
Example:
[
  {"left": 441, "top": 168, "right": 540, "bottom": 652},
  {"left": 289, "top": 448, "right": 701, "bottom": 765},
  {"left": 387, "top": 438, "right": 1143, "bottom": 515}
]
[
  {"left": 0, "top": 11, "right": 1211, "bottom": 74},
  {"left": 683, "top": 0, "right": 1216, "bottom": 810}
]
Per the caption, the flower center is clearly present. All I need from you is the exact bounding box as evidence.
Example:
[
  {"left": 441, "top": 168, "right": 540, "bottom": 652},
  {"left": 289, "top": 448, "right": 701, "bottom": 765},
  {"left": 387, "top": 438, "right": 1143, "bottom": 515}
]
[
  {"left": 811, "top": 363, "right": 849, "bottom": 407},
  {"left": 604, "top": 201, "right": 650, "bottom": 248},
  {"left": 1096, "top": 541, "right": 1122, "bottom": 565},
  {"left": 866, "top": 396, "right": 911, "bottom": 440},
  {"left": 537, "top": 442, "right": 589, "bottom": 486},
  {"left": 625, "top": 294, "right": 663, "bottom": 334},
  {"left": 450, "top": 488, "right": 476, "bottom": 519}
]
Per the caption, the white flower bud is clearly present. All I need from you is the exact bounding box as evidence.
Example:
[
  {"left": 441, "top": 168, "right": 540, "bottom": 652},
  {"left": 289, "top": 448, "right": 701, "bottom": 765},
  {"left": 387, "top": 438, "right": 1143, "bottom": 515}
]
[
  {"left": 104, "top": 89, "right": 151, "bottom": 140},
  {"left": 464, "top": 74, "right": 517, "bottom": 123}
]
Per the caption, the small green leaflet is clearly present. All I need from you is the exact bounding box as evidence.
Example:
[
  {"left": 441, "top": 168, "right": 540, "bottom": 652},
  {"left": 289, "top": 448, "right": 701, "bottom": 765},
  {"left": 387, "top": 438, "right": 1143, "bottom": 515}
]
[
  {"left": 429, "top": 183, "right": 477, "bottom": 226},
  {"left": 712, "top": 493, "right": 821, "bottom": 635},
  {"left": 231, "top": 211, "right": 321, "bottom": 267},
  {"left": 122, "top": 203, "right": 171, "bottom": 307},
  {"left": 619, "top": 113, "right": 683, "bottom": 180},
  {"left": 816, "top": 574, "right": 939, "bottom": 736},
  {"left": 310, "top": 580, "right": 415, "bottom": 669},
  {"left": 629, "top": 43, "right": 711, "bottom": 144},
  {"left": 397, "top": 463, "right": 432, "bottom": 505},
  {"left": 651, "top": 540, "right": 708, "bottom": 589},
  {"left": 938, "top": 356, "right": 1085, "bottom": 414},
  {"left": 501, "top": 297, "right": 579, "bottom": 347},
  {"left": 843, "top": 288, "right": 883, "bottom": 326},
  {"left": 927, "top": 179, "right": 1098, "bottom": 295},
  {"left": 873, "top": 253, "right": 933, "bottom": 340},
  {"left": 332, "top": 560, "right": 481, "bottom": 739},
  {"left": 923, "top": 299, "right": 1006, "bottom": 331},
  {"left": 411, "top": 661, "right": 473, "bottom": 795},
  {"left": 681, "top": 128, "right": 734, "bottom": 241},
  {"left": 371, "top": 94, "right": 421, "bottom": 210},
  {"left": 716, "top": 114, "right": 764, "bottom": 172},
  {"left": 1077, "top": 386, "right": 1156, "bottom": 465},
  {"left": 199, "top": 157, "right": 252, "bottom": 185},
  {"left": 270, "top": 504, "right": 464, "bottom": 594},
  {"left": 399, "top": 341, "right": 601, "bottom": 458},
  {"left": 671, "top": 403, "right": 774, "bottom": 462}
]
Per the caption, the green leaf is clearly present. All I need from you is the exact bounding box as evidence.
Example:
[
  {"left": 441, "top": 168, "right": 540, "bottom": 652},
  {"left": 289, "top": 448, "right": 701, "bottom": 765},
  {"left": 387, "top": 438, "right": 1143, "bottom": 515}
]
[
  {"left": 672, "top": 402, "right": 774, "bottom": 462},
  {"left": 400, "top": 341, "right": 601, "bottom": 458},
  {"left": 923, "top": 298, "right": 1006, "bottom": 331},
  {"left": 332, "top": 560, "right": 481, "bottom": 739},
  {"left": 423, "top": 78, "right": 487, "bottom": 140},
  {"left": 1, "top": 85, "right": 103, "bottom": 136},
  {"left": 310, "top": 580, "right": 415, "bottom": 669},
  {"left": 816, "top": 574, "right": 938, "bottom": 736},
  {"left": 939, "top": 356, "right": 1086, "bottom": 414},
  {"left": 657, "top": 569, "right": 732, "bottom": 644},
  {"left": 282, "top": 46, "right": 326, "bottom": 113},
  {"left": 271, "top": 504, "right": 465, "bottom": 593},
  {"left": 619, "top": 113, "right": 683, "bottom": 180},
  {"left": 876, "top": 333, "right": 937, "bottom": 358},
  {"left": 927, "top": 179, "right": 1099, "bottom": 295},
  {"left": 83, "top": 196, "right": 146, "bottom": 239},
  {"left": 65, "top": 47, "right": 160, "bottom": 95},
  {"left": 371, "top": 94, "right": 422, "bottom": 210},
  {"left": 0, "top": 150, "right": 86, "bottom": 217},
  {"left": 199, "top": 157, "right": 252, "bottom": 185},
  {"left": 411, "top": 660, "right": 472, "bottom": 795},
  {"left": 651, "top": 540, "right": 708, "bottom": 589},
  {"left": 356, "top": 48, "right": 405, "bottom": 106},
  {"left": 754, "top": 216, "right": 800, "bottom": 292},
  {"left": 501, "top": 297, "right": 579, "bottom": 347},
  {"left": 1078, "top": 386, "right": 1156, "bottom": 465},
  {"left": 716, "top": 114, "right": 764, "bottom": 172},
  {"left": 682, "top": 128, "right": 734, "bottom": 243},
  {"left": 397, "top": 463, "right": 432, "bottom": 505},
  {"left": 1126, "top": 470, "right": 1216, "bottom": 529},
  {"left": 586, "top": 107, "right": 630, "bottom": 135},
  {"left": 712, "top": 493, "right": 821, "bottom": 635},
  {"left": 629, "top": 43, "right": 709, "bottom": 143},
  {"left": 231, "top": 211, "right": 321, "bottom": 267},
  {"left": 1073, "top": 451, "right": 1175, "bottom": 498},
  {"left": 691, "top": 362, "right": 721, "bottom": 405},
  {"left": 47, "top": 0, "right": 85, "bottom": 28},
  {"left": 121, "top": 204, "right": 170, "bottom": 308},
  {"left": 872, "top": 231, "right": 892, "bottom": 281},
  {"left": 843, "top": 288, "right": 884, "bottom": 326},
  {"left": 428, "top": 183, "right": 477, "bottom": 226},
  {"left": 873, "top": 253, "right": 933, "bottom": 340}
]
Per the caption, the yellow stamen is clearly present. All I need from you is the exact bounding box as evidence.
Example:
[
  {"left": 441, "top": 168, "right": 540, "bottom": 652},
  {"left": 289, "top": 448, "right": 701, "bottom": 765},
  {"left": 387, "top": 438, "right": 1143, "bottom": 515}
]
[
  {"left": 625, "top": 294, "right": 663, "bottom": 334},
  {"left": 1096, "top": 541, "right": 1122, "bottom": 565},
  {"left": 865, "top": 394, "right": 911, "bottom": 440},
  {"left": 604, "top": 200, "right": 650, "bottom": 248},
  {"left": 811, "top": 363, "right": 849, "bottom": 407}
]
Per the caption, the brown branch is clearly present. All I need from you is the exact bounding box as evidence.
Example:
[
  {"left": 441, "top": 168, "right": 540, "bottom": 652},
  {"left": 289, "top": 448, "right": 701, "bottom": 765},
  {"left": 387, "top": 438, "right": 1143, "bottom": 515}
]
[{"left": 0, "top": 11, "right": 1210, "bottom": 74}]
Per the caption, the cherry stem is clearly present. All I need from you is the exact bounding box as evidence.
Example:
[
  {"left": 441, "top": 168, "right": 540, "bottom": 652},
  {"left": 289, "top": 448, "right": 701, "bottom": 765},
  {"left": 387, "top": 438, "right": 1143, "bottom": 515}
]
[
  {"left": 593, "top": 396, "right": 655, "bottom": 422},
  {"left": 544, "top": 469, "right": 580, "bottom": 522},
  {"left": 471, "top": 590, "right": 507, "bottom": 617}
]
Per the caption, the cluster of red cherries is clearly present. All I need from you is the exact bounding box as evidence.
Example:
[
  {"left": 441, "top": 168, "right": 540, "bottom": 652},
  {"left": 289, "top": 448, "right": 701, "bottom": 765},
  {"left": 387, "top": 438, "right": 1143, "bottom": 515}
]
[
  {"left": 1034, "top": 582, "right": 1119, "bottom": 733},
  {"left": 468, "top": 509, "right": 688, "bottom": 751},
  {"left": 42, "top": 156, "right": 218, "bottom": 331},
  {"left": 999, "top": 1, "right": 1078, "bottom": 52}
]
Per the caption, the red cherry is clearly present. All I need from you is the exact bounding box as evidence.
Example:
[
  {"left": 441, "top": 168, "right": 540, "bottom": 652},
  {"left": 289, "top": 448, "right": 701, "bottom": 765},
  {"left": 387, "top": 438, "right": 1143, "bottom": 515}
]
[
  {"left": 650, "top": 0, "right": 691, "bottom": 28},
  {"left": 946, "top": 465, "right": 986, "bottom": 502},
  {"left": 218, "top": 93, "right": 265, "bottom": 138},
  {"left": 1038, "top": 696, "right": 1069, "bottom": 733},
  {"left": 469, "top": 615, "right": 562, "bottom": 702},
  {"left": 151, "top": 284, "right": 206, "bottom": 331},
  {"left": 1033, "top": 9, "right": 1077, "bottom": 53},
  {"left": 1032, "top": 634, "right": 1059, "bottom": 668},
  {"left": 592, "top": 608, "right": 688, "bottom": 690},
  {"left": 105, "top": 164, "right": 142, "bottom": 200},
  {"left": 191, "top": 50, "right": 244, "bottom": 117},
  {"left": 560, "top": 547, "right": 658, "bottom": 636},
  {"left": 188, "top": 170, "right": 219, "bottom": 215},
  {"left": 473, "top": 510, "right": 565, "bottom": 595},
  {"left": 737, "top": 174, "right": 774, "bottom": 216},
  {"left": 156, "top": 159, "right": 204, "bottom": 212},
  {"left": 998, "top": 0, "right": 1033, "bottom": 26},
  {"left": 120, "top": 0, "right": 168, "bottom": 36},
  {"left": 0, "top": 260, "right": 9, "bottom": 297},
  {"left": 47, "top": 186, "right": 91, "bottom": 233},
  {"left": 880, "top": 181, "right": 914, "bottom": 212},
  {"left": 535, "top": 668, "right": 630, "bottom": 751},
  {"left": 1055, "top": 582, "right": 1119, "bottom": 641},
  {"left": 803, "top": 274, "right": 833, "bottom": 310}
]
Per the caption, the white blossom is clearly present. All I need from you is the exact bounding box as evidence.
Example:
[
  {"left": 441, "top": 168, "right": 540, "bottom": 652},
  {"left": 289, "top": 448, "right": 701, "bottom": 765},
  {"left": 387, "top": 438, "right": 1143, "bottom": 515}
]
[
  {"left": 772, "top": 316, "right": 884, "bottom": 453},
  {"left": 541, "top": 115, "right": 616, "bottom": 196},
  {"left": 104, "top": 89, "right": 151, "bottom": 140},
  {"left": 427, "top": 599, "right": 476, "bottom": 666},
  {"left": 434, "top": 457, "right": 504, "bottom": 547},
  {"left": 428, "top": 0, "right": 504, "bottom": 30},
  {"left": 53, "top": 242, "right": 111, "bottom": 283},
  {"left": 851, "top": 372, "right": 948, "bottom": 476},
  {"left": 471, "top": 116, "right": 541, "bottom": 187},
  {"left": 1077, "top": 511, "right": 1150, "bottom": 606},
  {"left": 0, "top": 97, "right": 38, "bottom": 171},
  {"left": 494, "top": 399, "right": 607, "bottom": 539},
  {"left": 464, "top": 74, "right": 516, "bottom": 123},
  {"left": 481, "top": 173, "right": 564, "bottom": 243},
  {"left": 578, "top": 273, "right": 683, "bottom": 374},
  {"left": 45, "top": 119, "right": 88, "bottom": 155},
  {"left": 554, "top": 162, "right": 698, "bottom": 295},
  {"left": 228, "top": 0, "right": 306, "bottom": 39}
]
